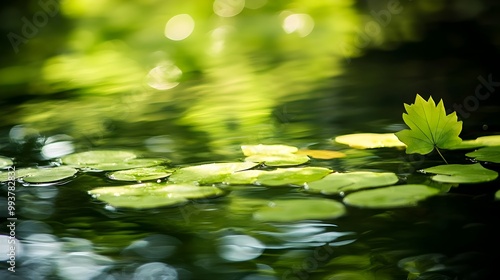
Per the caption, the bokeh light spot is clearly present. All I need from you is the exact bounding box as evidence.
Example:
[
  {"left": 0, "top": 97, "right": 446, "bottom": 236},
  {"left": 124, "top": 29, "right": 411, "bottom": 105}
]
[
  {"left": 282, "top": 13, "right": 315, "bottom": 37},
  {"left": 165, "top": 14, "right": 195, "bottom": 41},
  {"left": 213, "top": 0, "right": 245, "bottom": 17}
]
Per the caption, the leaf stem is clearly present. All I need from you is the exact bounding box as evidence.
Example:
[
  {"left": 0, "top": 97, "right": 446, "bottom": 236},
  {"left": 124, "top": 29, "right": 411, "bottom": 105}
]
[{"left": 435, "top": 147, "right": 448, "bottom": 164}]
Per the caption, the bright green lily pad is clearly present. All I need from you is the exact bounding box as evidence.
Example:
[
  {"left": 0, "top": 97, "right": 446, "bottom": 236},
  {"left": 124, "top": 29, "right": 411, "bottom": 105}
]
[
  {"left": 168, "top": 162, "right": 258, "bottom": 184},
  {"left": 107, "top": 166, "right": 174, "bottom": 182},
  {"left": 244, "top": 154, "right": 310, "bottom": 166},
  {"left": 305, "top": 171, "right": 399, "bottom": 195},
  {"left": 448, "top": 139, "right": 485, "bottom": 150},
  {"left": 62, "top": 150, "right": 165, "bottom": 171},
  {"left": 224, "top": 170, "right": 265, "bottom": 185},
  {"left": 475, "top": 135, "right": 500, "bottom": 146},
  {"left": 334, "top": 133, "right": 406, "bottom": 149},
  {"left": 0, "top": 167, "right": 36, "bottom": 182},
  {"left": 495, "top": 190, "right": 500, "bottom": 201},
  {"left": 241, "top": 144, "right": 298, "bottom": 156},
  {"left": 0, "top": 156, "right": 13, "bottom": 168},
  {"left": 253, "top": 198, "right": 346, "bottom": 222},
  {"left": 0, "top": 166, "right": 78, "bottom": 183},
  {"left": 343, "top": 184, "right": 439, "bottom": 208},
  {"left": 255, "top": 167, "right": 332, "bottom": 186},
  {"left": 466, "top": 146, "right": 500, "bottom": 163},
  {"left": 89, "top": 183, "right": 224, "bottom": 209},
  {"left": 422, "top": 163, "right": 498, "bottom": 183}
]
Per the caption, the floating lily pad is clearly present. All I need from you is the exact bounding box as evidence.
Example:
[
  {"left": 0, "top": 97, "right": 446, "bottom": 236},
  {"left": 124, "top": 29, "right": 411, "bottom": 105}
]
[
  {"left": 343, "top": 184, "right": 439, "bottom": 208},
  {"left": 305, "top": 171, "right": 399, "bottom": 195},
  {"left": 0, "top": 167, "right": 36, "bottom": 182},
  {"left": 448, "top": 139, "right": 485, "bottom": 150},
  {"left": 168, "top": 162, "right": 258, "bottom": 184},
  {"left": 296, "top": 149, "right": 346, "bottom": 159},
  {"left": 89, "top": 183, "right": 224, "bottom": 209},
  {"left": 0, "top": 156, "right": 13, "bottom": 168},
  {"left": 241, "top": 144, "right": 298, "bottom": 156},
  {"left": 224, "top": 170, "right": 265, "bottom": 185},
  {"left": 107, "top": 166, "right": 174, "bottom": 182},
  {"left": 0, "top": 166, "right": 78, "bottom": 183},
  {"left": 475, "top": 135, "right": 500, "bottom": 146},
  {"left": 422, "top": 163, "right": 498, "bottom": 183},
  {"left": 62, "top": 150, "right": 165, "bottom": 171},
  {"left": 255, "top": 167, "right": 332, "bottom": 186},
  {"left": 495, "top": 190, "right": 500, "bottom": 201},
  {"left": 253, "top": 198, "right": 346, "bottom": 222},
  {"left": 334, "top": 133, "right": 406, "bottom": 149},
  {"left": 244, "top": 154, "right": 310, "bottom": 166},
  {"left": 466, "top": 146, "right": 500, "bottom": 163}
]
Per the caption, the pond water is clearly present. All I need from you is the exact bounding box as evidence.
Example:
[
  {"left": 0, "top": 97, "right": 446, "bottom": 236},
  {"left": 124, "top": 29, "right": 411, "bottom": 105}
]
[{"left": 1, "top": 1, "right": 500, "bottom": 280}]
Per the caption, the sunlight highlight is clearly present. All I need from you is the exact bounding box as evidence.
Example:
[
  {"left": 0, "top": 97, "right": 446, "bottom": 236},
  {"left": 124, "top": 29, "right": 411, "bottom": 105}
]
[
  {"left": 164, "top": 14, "right": 195, "bottom": 41},
  {"left": 213, "top": 0, "right": 245, "bottom": 17},
  {"left": 282, "top": 13, "right": 315, "bottom": 37}
]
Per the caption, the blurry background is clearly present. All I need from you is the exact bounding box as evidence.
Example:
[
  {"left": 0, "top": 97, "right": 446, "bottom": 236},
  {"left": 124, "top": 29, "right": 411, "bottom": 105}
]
[{"left": 1, "top": 0, "right": 499, "bottom": 156}]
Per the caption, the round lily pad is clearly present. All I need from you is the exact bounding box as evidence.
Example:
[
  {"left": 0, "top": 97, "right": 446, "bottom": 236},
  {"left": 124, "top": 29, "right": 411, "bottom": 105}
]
[
  {"left": 255, "top": 167, "right": 332, "bottom": 186},
  {"left": 343, "top": 184, "right": 439, "bottom": 208},
  {"left": 334, "top": 133, "right": 406, "bottom": 149},
  {"left": 107, "top": 166, "right": 174, "bottom": 182},
  {"left": 475, "top": 135, "right": 500, "bottom": 146},
  {"left": 62, "top": 150, "right": 137, "bottom": 165},
  {"left": 253, "top": 198, "right": 346, "bottom": 222},
  {"left": 223, "top": 170, "right": 265, "bottom": 185},
  {"left": 241, "top": 144, "right": 298, "bottom": 156},
  {"left": 296, "top": 149, "right": 346, "bottom": 159},
  {"left": 305, "top": 171, "right": 399, "bottom": 195},
  {"left": 0, "top": 166, "right": 78, "bottom": 183},
  {"left": 0, "top": 156, "right": 13, "bottom": 168},
  {"left": 466, "top": 146, "right": 500, "bottom": 163},
  {"left": 89, "top": 183, "right": 224, "bottom": 209},
  {"left": 244, "top": 154, "right": 310, "bottom": 166},
  {"left": 168, "top": 162, "right": 258, "bottom": 184},
  {"left": 422, "top": 163, "right": 498, "bottom": 183}
]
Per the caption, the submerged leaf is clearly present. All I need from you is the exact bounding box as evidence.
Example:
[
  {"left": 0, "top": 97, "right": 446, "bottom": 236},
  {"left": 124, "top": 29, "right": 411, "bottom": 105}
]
[
  {"left": 335, "top": 133, "right": 405, "bottom": 149},
  {"left": 422, "top": 163, "right": 498, "bottom": 183},
  {"left": 466, "top": 146, "right": 500, "bottom": 163},
  {"left": 395, "top": 94, "right": 462, "bottom": 154},
  {"left": 343, "top": 184, "right": 439, "bottom": 208},
  {"left": 305, "top": 171, "right": 399, "bottom": 195},
  {"left": 253, "top": 198, "right": 346, "bottom": 222}
]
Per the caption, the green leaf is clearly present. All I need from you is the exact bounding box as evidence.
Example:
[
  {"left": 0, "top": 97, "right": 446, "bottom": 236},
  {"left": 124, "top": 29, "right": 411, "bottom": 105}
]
[
  {"left": 495, "top": 190, "right": 500, "bottom": 201},
  {"left": 466, "top": 146, "right": 500, "bottom": 163},
  {"left": 305, "top": 171, "right": 399, "bottom": 195},
  {"left": 106, "top": 166, "right": 174, "bottom": 182},
  {"left": 0, "top": 166, "right": 78, "bottom": 183},
  {"left": 61, "top": 150, "right": 167, "bottom": 171},
  {"left": 88, "top": 183, "right": 224, "bottom": 209},
  {"left": 422, "top": 163, "right": 498, "bottom": 183},
  {"left": 168, "top": 162, "right": 258, "bottom": 184},
  {"left": 343, "top": 184, "right": 439, "bottom": 208},
  {"left": 0, "top": 156, "right": 13, "bottom": 168},
  {"left": 253, "top": 198, "right": 346, "bottom": 222},
  {"left": 254, "top": 167, "right": 332, "bottom": 186},
  {"left": 241, "top": 144, "right": 298, "bottom": 155},
  {"left": 335, "top": 133, "right": 406, "bottom": 149},
  {"left": 244, "top": 154, "right": 310, "bottom": 166},
  {"left": 395, "top": 94, "right": 462, "bottom": 155}
]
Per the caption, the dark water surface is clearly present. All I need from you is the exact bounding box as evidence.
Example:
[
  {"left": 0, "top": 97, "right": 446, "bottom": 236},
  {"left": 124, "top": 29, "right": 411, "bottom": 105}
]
[{"left": 1, "top": 0, "right": 500, "bottom": 279}]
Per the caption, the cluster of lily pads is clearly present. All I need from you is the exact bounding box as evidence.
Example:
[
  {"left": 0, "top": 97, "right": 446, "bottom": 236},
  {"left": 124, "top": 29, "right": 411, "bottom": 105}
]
[{"left": 2, "top": 133, "right": 499, "bottom": 223}]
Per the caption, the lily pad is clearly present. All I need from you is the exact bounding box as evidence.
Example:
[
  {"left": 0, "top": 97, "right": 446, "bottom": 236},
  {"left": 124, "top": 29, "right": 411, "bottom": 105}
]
[
  {"left": 495, "top": 190, "right": 500, "bottom": 201},
  {"left": 0, "top": 156, "right": 13, "bottom": 168},
  {"left": 334, "top": 133, "right": 406, "bottom": 149},
  {"left": 343, "top": 184, "right": 439, "bottom": 208},
  {"left": 0, "top": 166, "right": 78, "bottom": 183},
  {"left": 449, "top": 139, "right": 485, "bottom": 150},
  {"left": 475, "top": 135, "right": 500, "bottom": 146},
  {"left": 253, "top": 198, "right": 346, "bottom": 222},
  {"left": 241, "top": 144, "right": 298, "bottom": 156},
  {"left": 244, "top": 154, "right": 310, "bottom": 166},
  {"left": 168, "top": 162, "right": 258, "bottom": 184},
  {"left": 466, "top": 146, "right": 500, "bottom": 163},
  {"left": 223, "top": 170, "right": 265, "bottom": 185},
  {"left": 107, "top": 166, "right": 174, "bottom": 182},
  {"left": 255, "top": 167, "right": 332, "bottom": 186},
  {"left": 296, "top": 149, "right": 346, "bottom": 159},
  {"left": 89, "top": 183, "right": 224, "bottom": 209},
  {"left": 422, "top": 163, "right": 498, "bottom": 183},
  {"left": 0, "top": 167, "right": 36, "bottom": 182},
  {"left": 305, "top": 171, "right": 399, "bottom": 195},
  {"left": 62, "top": 150, "right": 165, "bottom": 171}
]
